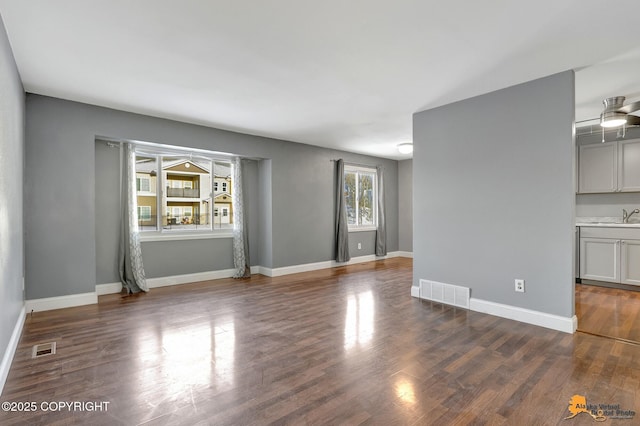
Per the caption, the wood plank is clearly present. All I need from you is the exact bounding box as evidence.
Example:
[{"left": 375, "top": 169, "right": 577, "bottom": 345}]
[{"left": 576, "top": 282, "right": 640, "bottom": 342}]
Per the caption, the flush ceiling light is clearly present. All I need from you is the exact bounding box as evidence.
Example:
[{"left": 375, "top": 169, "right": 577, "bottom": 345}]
[
  {"left": 600, "top": 96, "right": 640, "bottom": 128},
  {"left": 397, "top": 143, "right": 413, "bottom": 154}
]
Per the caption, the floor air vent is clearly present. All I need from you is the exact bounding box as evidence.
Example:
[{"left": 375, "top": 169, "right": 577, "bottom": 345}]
[
  {"left": 419, "top": 279, "right": 470, "bottom": 309},
  {"left": 32, "top": 342, "right": 56, "bottom": 358}
]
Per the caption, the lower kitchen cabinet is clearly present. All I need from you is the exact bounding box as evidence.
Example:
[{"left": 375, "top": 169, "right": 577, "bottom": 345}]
[
  {"left": 621, "top": 239, "right": 640, "bottom": 285},
  {"left": 580, "top": 237, "right": 618, "bottom": 282},
  {"left": 580, "top": 227, "right": 640, "bottom": 286}
]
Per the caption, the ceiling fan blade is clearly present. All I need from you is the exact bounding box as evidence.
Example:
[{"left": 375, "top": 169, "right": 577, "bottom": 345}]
[
  {"left": 617, "top": 100, "right": 640, "bottom": 114},
  {"left": 626, "top": 115, "right": 640, "bottom": 126}
]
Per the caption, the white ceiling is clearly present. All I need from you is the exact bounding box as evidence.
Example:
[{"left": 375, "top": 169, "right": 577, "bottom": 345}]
[{"left": 1, "top": 1, "right": 640, "bottom": 159}]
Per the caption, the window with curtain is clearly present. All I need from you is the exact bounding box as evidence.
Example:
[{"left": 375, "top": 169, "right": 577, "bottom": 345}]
[{"left": 344, "top": 165, "right": 378, "bottom": 230}]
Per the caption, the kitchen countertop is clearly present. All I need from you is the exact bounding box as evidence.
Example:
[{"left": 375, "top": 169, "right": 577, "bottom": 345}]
[{"left": 576, "top": 216, "right": 640, "bottom": 228}]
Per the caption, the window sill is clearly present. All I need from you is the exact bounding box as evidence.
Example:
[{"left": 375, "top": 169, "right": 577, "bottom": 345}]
[
  {"left": 139, "top": 231, "right": 233, "bottom": 242},
  {"left": 348, "top": 226, "right": 377, "bottom": 233}
]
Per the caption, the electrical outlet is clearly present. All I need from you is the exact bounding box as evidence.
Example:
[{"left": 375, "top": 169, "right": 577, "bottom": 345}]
[
  {"left": 515, "top": 279, "right": 525, "bottom": 293},
  {"left": 357, "top": 243, "right": 362, "bottom": 250}
]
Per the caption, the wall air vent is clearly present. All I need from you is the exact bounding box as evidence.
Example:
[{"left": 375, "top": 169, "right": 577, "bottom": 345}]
[
  {"left": 32, "top": 342, "right": 57, "bottom": 358},
  {"left": 419, "top": 279, "right": 470, "bottom": 309}
]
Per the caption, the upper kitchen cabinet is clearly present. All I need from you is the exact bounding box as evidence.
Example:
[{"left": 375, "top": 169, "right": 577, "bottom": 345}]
[
  {"left": 578, "top": 138, "right": 640, "bottom": 193},
  {"left": 578, "top": 141, "right": 617, "bottom": 193},
  {"left": 618, "top": 139, "right": 640, "bottom": 192}
]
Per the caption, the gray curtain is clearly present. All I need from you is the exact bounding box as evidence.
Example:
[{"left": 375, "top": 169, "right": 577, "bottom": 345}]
[
  {"left": 232, "top": 156, "right": 251, "bottom": 278},
  {"left": 118, "top": 143, "right": 148, "bottom": 293},
  {"left": 335, "top": 159, "right": 350, "bottom": 262},
  {"left": 375, "top": 165, "right": 387, "bottom": 256}
]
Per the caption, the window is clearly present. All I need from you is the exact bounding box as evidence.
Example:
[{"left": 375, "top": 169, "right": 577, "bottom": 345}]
[
  {"left": 222, "top": 182, "right": 227, "bottom": 193},
  {"left": 136, "top": 177, "right": 150, "bottom": 192},
  {"left": 344, "top": 165, "right": 377, "bottom": 229},
  {"left": 214, "top": 182, "right": 218, "bottom": 192},
  {"left": 134, "top": 147, "right": 233, "bottom": 234},
  {"left": 137, "top": 206, "right": 151, "bottom": 221}
]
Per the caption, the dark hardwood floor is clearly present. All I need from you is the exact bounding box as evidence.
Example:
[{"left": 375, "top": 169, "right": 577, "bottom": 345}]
[
  {"left": 2, "top": 258, "right": 639, "bottom": 425},
  {"left": 576, "top": 282, "right": 640, "bottom": 343}
]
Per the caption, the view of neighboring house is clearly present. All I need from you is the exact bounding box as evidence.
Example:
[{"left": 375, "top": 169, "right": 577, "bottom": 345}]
[
  {"left": 135, "top": 158, "right": 159, "bottom": 230},
  {"left": 135, "top": 157, "right": 233, "bottom": 231},
  {"left": 212, "top": 163, "right": 233, "bottom": 228}
]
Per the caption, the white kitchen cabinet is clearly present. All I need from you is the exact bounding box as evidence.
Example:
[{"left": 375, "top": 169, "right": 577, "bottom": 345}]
[
  {"left": 579, "top": 227, "right": 640, "bottom": 286},
  {"left": 618, "top": 139, "right": 640, "bottom": 192},
  {"left": 621, "top": 239, "right": 640, "bottom": 285},
  {"left": 578, "top": 142, "right": 617, "bottom": 193},
  {"left": 578, "top": 138, "right": 640, "bottom": 193},
  {"left": 580, "top": 237, "right": 619, "bottom": 282}
]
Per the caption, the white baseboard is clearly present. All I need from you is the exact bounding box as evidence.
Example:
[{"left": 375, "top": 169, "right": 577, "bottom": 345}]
[
  {"left": 96, "top": 265, "right": 262, "bottom": 296},
  {"left": 0, "top": 305, "right": 26, "bottom": 397},
  {"left": 395, "top": 251, "right": 413, "bottom": 258},
  {"left": 96, "top": 282, "right": 122, "bottom": 295},
  {"left": 260, "top": 251, "right": 405, "bottom": 277},
  {"left": 146, "top": 268, "right": 238, "bottom": 289},
  {"left": 25, "top": 292, "right": 97, "bottom": 313},
  {"left": 469, "top": 298, "right": 577, "bottom": 334},
  {"left": 410, "top": 285, "right": 420, "bottom": 298}
]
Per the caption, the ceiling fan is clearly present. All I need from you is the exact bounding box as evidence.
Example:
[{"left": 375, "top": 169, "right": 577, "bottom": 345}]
[{"left": 600, "top": 96, "right": 640, "bottom": 128}]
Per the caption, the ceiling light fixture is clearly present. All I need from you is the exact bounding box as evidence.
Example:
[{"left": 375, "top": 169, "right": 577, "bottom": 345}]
[
  {"left": 597, "top": 96, "right": 640, "bottom": 142},
  {"left": 397, "top": 143, "right": 413, "bottom": 154},
  {"left": 600, "top": 97, "right": 628, "bottom": 128}
]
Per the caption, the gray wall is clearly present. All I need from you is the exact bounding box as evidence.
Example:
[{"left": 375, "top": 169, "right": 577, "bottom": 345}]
[
  {"left": 0, "top": 14, "right": 25, "bottom": 386},
  {"left": 257, "top": 159, "right": 273, "bottom": 268},
  {"left": 413, "top": 71, "right": 575, "bottom": 318},
  {"left": 94, "top": 140, "right": 120, "bottom": 283},
  {"left": 398, "top": 159, "right": 413, "bottom": 252},
  {"left": 575, "top": 127, "right": 640, "bottom": 217},
  {"left": 26, "top": 95, "right": 399, "bottom": 298}
]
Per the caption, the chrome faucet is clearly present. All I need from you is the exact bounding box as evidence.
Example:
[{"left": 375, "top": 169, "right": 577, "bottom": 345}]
[{"left": 623, "top": 208, "right": 640, "bottom": 223}]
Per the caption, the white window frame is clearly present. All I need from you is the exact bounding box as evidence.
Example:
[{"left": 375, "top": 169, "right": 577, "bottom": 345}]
[
  {"left": 132, "top": 143, "right": 234, "bottom": 241},
  {"left": 344, "top": 165, "right": 377, "bottom": 232}
]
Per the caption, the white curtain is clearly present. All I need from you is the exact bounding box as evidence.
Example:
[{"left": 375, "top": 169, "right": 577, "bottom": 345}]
[
  {"left": 118, "top": 143, "right": 148, "bottom": 293},
  {"left": 232, "top": 156, "right": 251, "bottom": 278},
  {"left": 335, "top": 159, "right": 350, "bottom": 262},
  {"left": 375, "top": 165, "right": 387, "bottom": 256}
]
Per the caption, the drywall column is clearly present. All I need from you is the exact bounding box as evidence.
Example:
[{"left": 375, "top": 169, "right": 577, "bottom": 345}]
[{"left": 413, "top": 71, "right": 575, "bottom": 324}]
